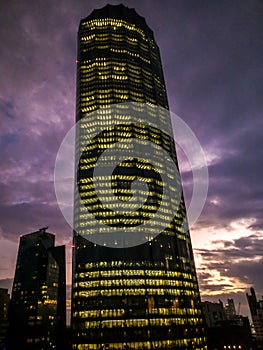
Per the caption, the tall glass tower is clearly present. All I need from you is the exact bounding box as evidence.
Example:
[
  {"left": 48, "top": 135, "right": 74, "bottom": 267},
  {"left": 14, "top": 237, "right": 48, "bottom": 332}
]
[{"left": 72, "top": 4, "right": 206, "bottom": 349}]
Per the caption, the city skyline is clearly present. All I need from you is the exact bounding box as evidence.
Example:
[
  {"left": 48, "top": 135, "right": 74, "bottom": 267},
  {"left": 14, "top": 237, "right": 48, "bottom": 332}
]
[{"left": 0, "top": 0, "right": 262, "bottom": 321}]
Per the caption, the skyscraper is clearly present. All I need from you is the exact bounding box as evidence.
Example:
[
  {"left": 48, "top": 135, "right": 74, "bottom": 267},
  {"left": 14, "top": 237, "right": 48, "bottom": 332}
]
[
  {"left": 7, "top": 228, "right": 66, "bottom": 350},
  {"left": 72, "top": 4, "right": 206, "bottom": 349}
]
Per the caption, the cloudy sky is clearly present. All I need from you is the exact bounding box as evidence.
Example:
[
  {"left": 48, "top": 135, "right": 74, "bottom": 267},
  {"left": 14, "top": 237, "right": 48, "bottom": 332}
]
[{"left": 0, "top": 0, "right": 262, "bottom": 318}]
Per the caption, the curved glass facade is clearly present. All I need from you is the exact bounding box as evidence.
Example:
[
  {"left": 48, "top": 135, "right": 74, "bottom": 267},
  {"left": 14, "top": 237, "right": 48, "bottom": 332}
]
[{"left": 72, "top": 4, "right": 206, "bottom": 349}]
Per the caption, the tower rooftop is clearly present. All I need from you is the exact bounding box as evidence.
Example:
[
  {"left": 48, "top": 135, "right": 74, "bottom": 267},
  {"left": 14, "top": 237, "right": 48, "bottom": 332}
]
[{"left": 80, "top": 3, "right": 154, "bottom": 37}]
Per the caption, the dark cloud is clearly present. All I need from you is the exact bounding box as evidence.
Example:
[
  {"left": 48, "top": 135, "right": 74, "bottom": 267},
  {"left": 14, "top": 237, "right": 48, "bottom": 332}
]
[
  {"left": 0, "top": 202, "right": 72, "bottom": 243},
  {"left": 196, "top": 234, "right": 263, "bottom": 295}
]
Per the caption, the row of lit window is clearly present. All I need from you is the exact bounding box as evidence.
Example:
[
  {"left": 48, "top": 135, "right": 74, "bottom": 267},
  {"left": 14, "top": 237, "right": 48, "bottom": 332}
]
[
  {"left": 79, "top": 189, "right": 158, "bottom": 199},
  {"left": 78, "top": 189, "right": 174, "bottom": 202},
  {"left": 81, "top": 33, "right": 139, "bottom": 44},
  {"left": 76, "top": 219, "right": 177, "bottom": 234},
  {"left": 80, "top": 36, "right": 142, "bottom": 49},
  {"left": 76, "top": 269, "right": 193, "bottom": 280},
  {"left": 75, "top": 278, "right": 194, "bottom": 288},
  {"left": 73, "top": 337, "right": 206, "bottom": 350},
  {"left": 82, "top": 31, "right": 139, "bottom": 40},
  {"left": 79, "top": 76, "right": 160, "bottom": 96},
  {"left": 79, "top": 158, "right": 169, "bottom": 171},
  {"left": 77, "top": 126, "right": 171, "bottom": 144},
  {"left": 80, "top": 208, "right": 175, "bottom": 221},
  {"left": 82, "top": 93, "right": 128, "bottom": 101},
  {"left": 79, "top": 97, "right": 161, "bottom": 113},
  {"left": 74, "top": 289, "right": 197, "bottom": 298},
  {"left": 78, "top": 158, "right": 172, "bottom": 172},
  {"left": 79, "top": 57, "right": 156, "bottom": 75},
  {"left": 81, "top": 44, "right": 151, "bottom": 61},
  {"left": 79, "top": 44, "right": 151, "bottom": 64},
  {"left": 77, "top": 125, "right": 167, "bottom": 140},
  {"left": 80, "top": 96, "right": 129, "bottom": 105},
  {"left": 80, "top": 69, "right": 127, "bottom": 78},
  {"left": 79, "top": 185, "right": 173, "bottom": 196},
  {"left": 78, "top": 87, "right": 158, "bottom": 102},
  {"left": 82, "top": 317, "right": 201, "bottom": 328},
  {"left": 80, "top": 74, "right": 128, "bottom": 82},
  {"left": 79, "top": 179, "right": 172, "bottom": 191},
  {"left": 79, "top": 57, "right": 124, "bottom": 67},
  {"left": 79, "top": 128, "right": 171, "bottom": 144},
  {"left": 109, "top": 48, "right": 151, "bottom": 64},
  {"left": 81, "top": 18, "right": 147, "bottom": 38},
  {"left": 78, "top": 216, "right": 170, "bottom": 228},
  {"left": 74, "top": 308, "right": 201, "bottom": 319},
  {"left": 80, "top": 88, "right": 131, "bottom": 96},
  {"left": 78, "top": 146, "right": 172, "bottom": 161},
  {"left": 78, "top": 204, "right": 159, "bottom": 216},
  {"left": 76, "top": 225, "right": 178, "bottom": 238},
  {"left": 74, "top": 308, "right": 202, "bottom": 319},
  {"left": 79, "top": 98, "right": 159, "bottom": 111},
  {"left": 78, "top": 206, "right": 176, "bottom": 219}
]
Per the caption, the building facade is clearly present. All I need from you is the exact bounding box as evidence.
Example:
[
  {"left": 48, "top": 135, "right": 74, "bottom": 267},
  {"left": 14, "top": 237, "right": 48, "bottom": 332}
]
[
  {"left": 0, "top": 288, "right": 10, "bottom": 350},
  {"left": 225, "top": 299, "right": 237, "bottom": 320},
  {"left": 72, "top": 4, "right": 206, "bottom": 349},
  {"left": 7, "top": 228, "right": 66, "bottom": 350},
  {"left": 247, "top": 288, "right": 263, "bottom": 346},
  {"left": 201, "top": 301, "right": 226, "bottom": 328},
  {"left": 201, "top": 300, "right": 252, "bottom": 350}
]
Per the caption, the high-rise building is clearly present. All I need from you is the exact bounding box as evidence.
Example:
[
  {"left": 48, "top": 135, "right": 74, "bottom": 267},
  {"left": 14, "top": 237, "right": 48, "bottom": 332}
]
[
  {"left": 0, "top": 288, "right": 10, "bottom": 350},
  {"left": 225, "top": 299, "right": 237, "bottom": 320},
  {"left": 247, "top": 288, "right": 263, "bottom": 345},
  {"left": 72, "top": 4, "right": 206, "bottom": 349},
  {"left": 7, "top": 228, "right": 66, "bottom": 350}
]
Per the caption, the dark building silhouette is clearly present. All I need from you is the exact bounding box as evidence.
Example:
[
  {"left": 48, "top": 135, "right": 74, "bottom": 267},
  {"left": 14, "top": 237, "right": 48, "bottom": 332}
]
[
  {"left": 247, "top": 288, "right": 263, "bottom": 348},
  {"left": 201, "top": 300, "right": 226, "bottom": 328},
  {"left": 225, "top": 298, "right": 237, "bottom": 320},
  {"left": 7, "top": 228, "right": 66, "bottom": 350},
  {"left": 0, "top": 288, "right": 10, "bottom": 350},
  {"left": 72, "top": 4, "right": 206, "bottom": 349},
  {"left": 206, "top": 318, "right": 253, "bottom": 350},
  {"left": 202, "top": 301, "right": 253, "bottom": 350},
  {"left": 247, "top": 288, "right": 259, "bottom": 318}
]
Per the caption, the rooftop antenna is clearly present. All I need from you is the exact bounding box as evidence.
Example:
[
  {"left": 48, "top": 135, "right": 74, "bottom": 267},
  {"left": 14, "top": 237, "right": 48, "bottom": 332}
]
[{"left": 39, "top": 226, "right": 49, "bottom": 232}]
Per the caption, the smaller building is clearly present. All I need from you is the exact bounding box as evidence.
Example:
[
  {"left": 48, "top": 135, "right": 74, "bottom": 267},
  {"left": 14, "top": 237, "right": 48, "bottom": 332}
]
[
  {"left": 202, "top": 301, "right": 253, "bottom": 350},
  {"left": 225, "top": 299, "right": 237, "bottom": 320},
  {"left": 7, "top": 227, "right": 66, "bottom": 350},
  {"left": 0, "top": 288, "right": 10, "bottom": 350},
  {"left": 201, "top": 300, "right": 226, "bottom": 328}
]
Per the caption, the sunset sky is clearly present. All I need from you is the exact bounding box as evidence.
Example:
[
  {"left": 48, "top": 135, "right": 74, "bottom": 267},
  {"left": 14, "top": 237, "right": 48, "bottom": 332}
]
[{"left": 0, "top": 0, "right": 262, "bottom": 318}]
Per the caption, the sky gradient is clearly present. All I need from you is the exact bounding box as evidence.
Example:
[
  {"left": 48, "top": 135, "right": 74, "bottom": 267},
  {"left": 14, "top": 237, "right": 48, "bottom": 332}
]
[{"left": 0, "top": 0, "right": 263, "bottom": 318}]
